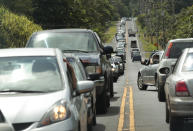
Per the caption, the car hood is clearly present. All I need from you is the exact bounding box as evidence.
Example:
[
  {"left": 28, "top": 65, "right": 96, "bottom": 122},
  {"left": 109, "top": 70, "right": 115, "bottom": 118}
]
[
  {"left": 71, "top": 52, "right": 100, "bottom": 65},
  {"left": 0, "top": 91, "right": 65, "bottom": 123}
]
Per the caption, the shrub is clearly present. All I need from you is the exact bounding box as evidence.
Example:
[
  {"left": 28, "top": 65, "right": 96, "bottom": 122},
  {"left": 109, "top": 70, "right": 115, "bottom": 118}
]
[{"left": 0, "top": 6, "right": 42, "bottom": 48}]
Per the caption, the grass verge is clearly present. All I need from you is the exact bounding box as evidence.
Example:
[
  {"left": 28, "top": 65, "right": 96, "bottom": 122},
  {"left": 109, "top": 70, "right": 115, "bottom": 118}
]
[{"left": 104, "top": 21, "right": 117, "bottom": 44}]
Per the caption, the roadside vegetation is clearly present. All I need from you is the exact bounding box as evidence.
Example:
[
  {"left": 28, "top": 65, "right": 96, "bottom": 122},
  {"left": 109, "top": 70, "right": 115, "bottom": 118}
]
[
  {"left": 0, "top": 6, "right": 42, "bottom": 48},
  {"left": 0, "top": 0, "right": 131, "bottom": 47},
  {"left": 136, "top": 0, "right": 193, "bottom": 49},
  {"left": 104, "top": 21, "right": 117, "bottom": 43}
]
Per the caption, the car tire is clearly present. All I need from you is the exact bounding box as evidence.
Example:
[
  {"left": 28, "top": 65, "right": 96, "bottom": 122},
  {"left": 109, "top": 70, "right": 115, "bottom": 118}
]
[
  {"left": 165, "top": 101, "right": 169, "bottom": 123},
  {"left": 110, "top": 77, "right": 114, "bottom": 98},
  {"left": 97, "top": 90, "right": 107, "bottom": 114},
  {"left": 137, "top": 74, "right": 147, "bottom": 90},
  {"left": 158, "top": 83, "right": 166, "bottom": 102},
  {"left": 92, "top": 108, "right": 97, "bottom": 125},
  {"left": 170, "top": 116, "right": 184, "bottom": 131}
]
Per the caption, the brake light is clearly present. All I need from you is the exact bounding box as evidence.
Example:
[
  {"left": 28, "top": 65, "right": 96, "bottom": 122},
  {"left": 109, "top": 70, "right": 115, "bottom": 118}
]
[
  {"left": 175, "top": 81, "right": 190, "bottom": 97},
  {"left": 165, "top": 42, "right": 173, "bottom": 58}
]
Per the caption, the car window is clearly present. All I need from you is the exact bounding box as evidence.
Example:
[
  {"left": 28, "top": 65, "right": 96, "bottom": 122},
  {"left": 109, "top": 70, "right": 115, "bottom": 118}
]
[
  {"left": 0, "top": 56, "right": 62, "bottom": 92},
  {"left": 168, "top": 42, "right": 193, "bottom": 58},
  {"left": 67, "top": 57, "right": 85, "bottom": 81},
  {"left": 28, "top": 32, "right": 98, "bottom": 52},
  {"left": 182, "top": 53, "right": 193, "bottom": 72}
]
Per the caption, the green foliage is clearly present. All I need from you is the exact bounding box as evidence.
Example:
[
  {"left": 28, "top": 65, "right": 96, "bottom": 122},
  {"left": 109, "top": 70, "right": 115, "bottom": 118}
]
[
  {"left": 137, "top": 1, "right": 193, "bottom": 48},
  {"left": 0, "top": 6, "right": 42, "bottom": 48}
]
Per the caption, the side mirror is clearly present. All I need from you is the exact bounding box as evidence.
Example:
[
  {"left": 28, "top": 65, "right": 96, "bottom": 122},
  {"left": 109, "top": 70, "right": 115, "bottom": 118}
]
[
  {"left": 76, "top": 81, "right": 95, "bottom": 95},
  {"left": 104, "top": 46, "right": 113, "bottom": 54},
  {"left": 159, "top": 67, "right": 170, "bottom": 74}
]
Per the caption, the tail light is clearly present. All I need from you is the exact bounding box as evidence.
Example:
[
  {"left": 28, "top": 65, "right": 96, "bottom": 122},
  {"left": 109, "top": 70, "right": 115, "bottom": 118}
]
[
  {"left": 165, "top": 42, "right": 173, "bottom": 58},
  {"left": 175, "top": 81, "right": 190, "bottom": 97}
]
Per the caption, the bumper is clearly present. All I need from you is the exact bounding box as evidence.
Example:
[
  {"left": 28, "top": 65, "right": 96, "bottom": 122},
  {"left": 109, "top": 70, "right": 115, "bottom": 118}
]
[
  {"left": 170, "top": 97, "right": 193, "bottom": 118},
  {"left": 94, "top": 76, "right": 105, "bottom": 96},
  {"left": 24, "top": 115, "right": 78, "bottom": 131}
]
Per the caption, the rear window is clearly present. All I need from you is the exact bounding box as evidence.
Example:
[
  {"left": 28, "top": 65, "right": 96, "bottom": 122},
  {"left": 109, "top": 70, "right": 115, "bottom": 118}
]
[
  {"left": 168, "top": 42, "right": 193, "bottom": 58},
  {"left": 182, "top": 53, "right": 193, "bottom": 72}
]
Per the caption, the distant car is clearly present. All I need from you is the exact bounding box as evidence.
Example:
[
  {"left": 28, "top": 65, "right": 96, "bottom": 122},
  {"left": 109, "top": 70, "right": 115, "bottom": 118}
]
[
  {"left": 65, "top": 54, "right": 96, "bottom": 130},
  {"left": 113, "top": 56, "right": 124, "bottom": 75},
  {"left": 116, "top": 48, "right": 126, "bottom": 61},
  {"left": 137, "top": 51, "right": 164, "bottom": 90},
  {"left": 132, "top": 51, "right": 141, "bottom": 62},
  {"left": 130, "top": 40, "right": 137, "bottom": 48},
  {"left": 164, "top": 48, "right": 193, "bottom": 131},
  {"left": 156, "top": 38, "right": 193, "bottom": 102},
  {"left": 109, "top": 58, "right": 119, "bottom": 82},
  {"left": 131, "top": 48, "right": 140, "bottom": 58},
  {"left": 0, "top": 48, "right": 94, "bottom": 131},
  {"left": 117, "top": 41, "right": 125, "bottom": 48}
]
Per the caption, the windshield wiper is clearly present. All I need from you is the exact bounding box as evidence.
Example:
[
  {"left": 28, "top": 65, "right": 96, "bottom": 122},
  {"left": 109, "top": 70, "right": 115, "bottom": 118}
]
[
  {"left": 0, "top": 89, "right": 46, "bottom": 93},
  {"left": 62, "top": 50, "right": 89, "bottom": 53}
]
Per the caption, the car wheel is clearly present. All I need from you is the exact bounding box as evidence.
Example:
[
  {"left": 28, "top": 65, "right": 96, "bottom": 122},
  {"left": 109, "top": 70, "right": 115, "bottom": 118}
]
[
  {"left": 170, "top": 116, "right": 184, "bottom": 131},
  {"left": 165, "top": 101, "right": 169, "bottom": 123},
  {"left": 110, "top": 77, "right": 114, "bottom": 98},
  {"left": 137, "top": 74, "right": 147, "bottom": 90},
  {"left": 92, "top": 107, "right": 97, "bottom": 125},
  {"left": 87, "top": 122, "right": 92, "bottom": 131},
  {"left": 158, "top": 83, "right": 166, "bottom": 102},
  {"left": 96, "top": 90, "right": 107, "bottom": 114}
]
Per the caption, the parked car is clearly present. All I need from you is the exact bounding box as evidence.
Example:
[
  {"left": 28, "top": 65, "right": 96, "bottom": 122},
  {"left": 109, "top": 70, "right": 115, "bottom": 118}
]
[
  {"left": 132, "top": 51, "right": 141, "bottom": 62},
  {"left": 137, "top": 51, "right": 164, "bottom": 90},
  {"left": 65, "top": 54, "right": 96, "bottom": 130},
  {"left": 26, "top": 29, "right": 114, "bottom": 113},
  {"left": 0, "top": 48, "right": 94, "bottom": 131},
  {"left": 164, "top": 48, "right": 193, "bottom": 131},
  {"left": 156, "top": 38, "right": 193, "bottom": 102}
]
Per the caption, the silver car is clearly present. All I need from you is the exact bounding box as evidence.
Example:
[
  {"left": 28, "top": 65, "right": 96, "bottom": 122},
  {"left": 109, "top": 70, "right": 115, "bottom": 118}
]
[
  {"left": 0, "top": 48, "right": 94, "bottom": 131},
  {"left": 156, "top": 38, "right": 193, "bottom": 102},
  {"left": 137, "top": 51, "right": 164, "bottom": 90},
  {"left": 65, "top": 53, "right": 96, "bottom": 130},
  {"left": 164, "top": 48, "right": 193, "bottom": 131}
]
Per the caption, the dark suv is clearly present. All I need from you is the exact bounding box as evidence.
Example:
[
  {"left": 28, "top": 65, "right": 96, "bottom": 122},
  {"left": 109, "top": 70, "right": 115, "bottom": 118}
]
[
  {"left": 26, "top": 29, "right": 113, "bottom": 113},
  {"left": 156, "top": 38, "right": 193, "bottom": 102}
]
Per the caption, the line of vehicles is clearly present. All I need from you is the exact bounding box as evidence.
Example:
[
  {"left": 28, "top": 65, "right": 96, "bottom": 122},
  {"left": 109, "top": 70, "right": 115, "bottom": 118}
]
[
  {"left": 0, "top": 17, "right": 130, "bottom": 131},
  {"left": 137, "top": 38, "right": 193, "bottom": 131},
  {"left": 0, "top": 18, "right": 131, "bottom": 131}
]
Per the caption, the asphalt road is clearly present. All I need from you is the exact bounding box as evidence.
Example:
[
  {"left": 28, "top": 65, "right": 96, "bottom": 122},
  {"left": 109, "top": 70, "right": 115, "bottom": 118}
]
[{"left": 93, "top": 20, "right": 170, "bottom": 131}]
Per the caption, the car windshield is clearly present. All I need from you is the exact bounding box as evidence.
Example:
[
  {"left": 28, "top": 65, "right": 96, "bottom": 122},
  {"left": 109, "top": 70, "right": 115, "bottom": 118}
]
[
  {"left": 0, "top": 56, "right": 62, "bottom": 92},
  {"left": 182, "top": 53, "right": 193, "bottom": 72},
  {"left": 169, "top": 42, "right": 193, "bottom": 58},
  {"left": 28, "top": 32, "right": 98, "bottom": 52},
  {"left": 133, "top": 51, "right": 140, "bottom": 55}
]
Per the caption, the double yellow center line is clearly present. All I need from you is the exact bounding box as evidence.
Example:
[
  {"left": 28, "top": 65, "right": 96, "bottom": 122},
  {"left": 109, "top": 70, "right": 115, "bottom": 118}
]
[{"left": 117, "top": 86, "right": 135, "bottom": 131}]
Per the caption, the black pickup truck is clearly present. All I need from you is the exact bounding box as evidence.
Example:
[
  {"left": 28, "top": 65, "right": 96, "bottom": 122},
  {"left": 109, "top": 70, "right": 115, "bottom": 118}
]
[{"left": 26, "top": 29, "right": 114, "bottom": 113}]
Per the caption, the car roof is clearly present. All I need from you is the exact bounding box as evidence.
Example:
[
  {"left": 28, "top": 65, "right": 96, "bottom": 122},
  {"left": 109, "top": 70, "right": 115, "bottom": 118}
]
[
  {"left": 0, "top": 48, "right": 58, "bottom": 57},
  {"left": 169, "top": 38, "right": 193, "bottom": 43},
  {"left": 33, "top": 29, "right": 94, "bottom": 35}
]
